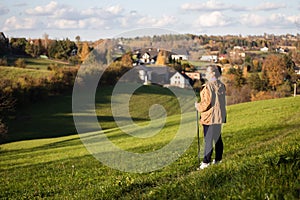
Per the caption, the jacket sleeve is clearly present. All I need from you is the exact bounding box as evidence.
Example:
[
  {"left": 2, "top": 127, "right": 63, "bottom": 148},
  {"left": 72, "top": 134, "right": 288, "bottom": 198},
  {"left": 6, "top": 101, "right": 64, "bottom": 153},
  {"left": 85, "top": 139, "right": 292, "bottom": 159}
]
[{"left": 198, "top": 85, "right": 211, "bottom": 113}]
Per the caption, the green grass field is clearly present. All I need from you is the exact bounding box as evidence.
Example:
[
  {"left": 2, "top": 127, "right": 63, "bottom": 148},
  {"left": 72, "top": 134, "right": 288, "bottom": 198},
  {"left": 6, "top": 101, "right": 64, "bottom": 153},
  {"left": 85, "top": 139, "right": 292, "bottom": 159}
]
[
  {"left": 0, "top": 66, "right": 52, "bottom": 80},
  {"left": 0, "top": 56, "right": 72, "bottom": 80},
  {"left": 6, "top": 56, "right": 72, "bottom": 70},
  {"left": 1, "top": 86, "right": 299, "bottom": 199}
]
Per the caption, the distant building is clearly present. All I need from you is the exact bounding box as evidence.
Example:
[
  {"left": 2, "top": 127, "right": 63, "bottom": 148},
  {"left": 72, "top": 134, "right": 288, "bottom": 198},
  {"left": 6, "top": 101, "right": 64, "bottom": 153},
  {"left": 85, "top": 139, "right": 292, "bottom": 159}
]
[
  {"left": 200, "top": 55, "right": 218, "bottom": 62},
  {"left": 218, "top": 54, "right": 227, "bottom": 61},
  {"left": 233, "top": 46, "right": 244, "bottom": 50},
  {"left": 134, "top": 48, "right": 159, "bottom": 65},
  {"left": 135, "top": 65, "right": 170, "bottom": 85},
  {"left": 171, "top": 49, "right": 189, "bottom": 61},
  {"left": 260, "top": 47, "right": 269, "bottom": 52},
  {"left": 185, "top": 72, "right": 200, "bottom": 80},
  {"left": 229, "top": 51, "right": 245, "bottom": 58},
  {"left": 169, "top": 71, "right": 192, "bottom": 89}
]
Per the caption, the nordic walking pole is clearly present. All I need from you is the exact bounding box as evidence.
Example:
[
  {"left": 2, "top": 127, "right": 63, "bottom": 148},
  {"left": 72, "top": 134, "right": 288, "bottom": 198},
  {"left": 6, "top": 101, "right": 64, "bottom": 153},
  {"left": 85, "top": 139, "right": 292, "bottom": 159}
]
[{"left": 196, "top": 109, "right": 200, "bottom": 167}]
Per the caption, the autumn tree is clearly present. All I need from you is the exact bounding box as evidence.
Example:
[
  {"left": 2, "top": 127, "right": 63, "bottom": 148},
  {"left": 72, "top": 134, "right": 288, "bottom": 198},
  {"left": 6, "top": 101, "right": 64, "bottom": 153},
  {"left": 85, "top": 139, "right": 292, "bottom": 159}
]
[
  {"left": 156, "top": 50, "right": 169, "bottom": 65},
  {"left": 80, "top": 42, "right": 91, "bottom": 62},
  {"left": 120, "top": 52, "right": 133, "bottom": 67},
  {"left": 252, "top": 59, "right": 262, "bottom": 72},
  {"left": 262, "top": 54, "right": 286, "bottom": 90}
]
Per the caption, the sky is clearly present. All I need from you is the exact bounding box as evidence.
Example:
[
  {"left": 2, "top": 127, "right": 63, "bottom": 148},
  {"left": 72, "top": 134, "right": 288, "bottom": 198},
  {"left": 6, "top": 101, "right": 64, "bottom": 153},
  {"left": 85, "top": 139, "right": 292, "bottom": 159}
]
[{"left": 1, "top": 0, "right": 300, "bottom": 41}]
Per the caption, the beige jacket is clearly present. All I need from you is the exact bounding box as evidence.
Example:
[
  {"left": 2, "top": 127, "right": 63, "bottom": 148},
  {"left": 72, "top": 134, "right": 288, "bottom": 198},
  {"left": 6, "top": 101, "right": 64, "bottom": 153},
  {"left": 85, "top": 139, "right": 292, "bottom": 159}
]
[{"left": 197, "top": 80, "right": 226, "bottom": 125}]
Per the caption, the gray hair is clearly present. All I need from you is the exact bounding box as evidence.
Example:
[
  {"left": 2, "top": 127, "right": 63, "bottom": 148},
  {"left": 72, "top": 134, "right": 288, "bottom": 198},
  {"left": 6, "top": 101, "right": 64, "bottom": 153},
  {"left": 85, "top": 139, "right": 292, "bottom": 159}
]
[{"left": 207, "top": 65, "right": 222, "bottom": 78}]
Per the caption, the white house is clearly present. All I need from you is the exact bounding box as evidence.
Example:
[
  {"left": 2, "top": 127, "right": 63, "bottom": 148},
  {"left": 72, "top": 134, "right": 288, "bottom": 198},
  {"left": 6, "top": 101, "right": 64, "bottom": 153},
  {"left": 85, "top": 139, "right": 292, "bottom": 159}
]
[
  {"left": 135, "top": 48, "right": 159, "bottom": 64},
  {"left": 135, "top": 65, "right": 170, "bottom": 85},
  {"left": 260, "top": 47, "right": 269, "bottom": 52},
  {"left": 171, "top": 54, "right": 188, "bottom": 61},
  {"left": 171, "top": 49, "right": 189, "bottom": 61},
  {"left": 200, "top": 55, "right": 218, "bottom": 62},
  {"left": 169, "top": 72, "right": 191, "bottom": 88}
]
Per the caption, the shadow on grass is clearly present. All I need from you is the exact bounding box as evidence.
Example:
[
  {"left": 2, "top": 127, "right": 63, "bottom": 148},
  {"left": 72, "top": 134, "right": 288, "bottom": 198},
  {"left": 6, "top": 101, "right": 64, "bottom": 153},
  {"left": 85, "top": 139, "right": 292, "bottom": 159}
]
[{"left": 4, "top": 85, "right": 174, "bottom": 144}]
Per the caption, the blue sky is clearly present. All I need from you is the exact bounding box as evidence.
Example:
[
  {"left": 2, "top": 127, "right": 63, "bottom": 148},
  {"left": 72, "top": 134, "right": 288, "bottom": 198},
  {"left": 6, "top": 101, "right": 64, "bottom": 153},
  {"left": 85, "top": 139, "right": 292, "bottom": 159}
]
[{"left": 1, "top": 0, "right": 300, "bottom": 40}]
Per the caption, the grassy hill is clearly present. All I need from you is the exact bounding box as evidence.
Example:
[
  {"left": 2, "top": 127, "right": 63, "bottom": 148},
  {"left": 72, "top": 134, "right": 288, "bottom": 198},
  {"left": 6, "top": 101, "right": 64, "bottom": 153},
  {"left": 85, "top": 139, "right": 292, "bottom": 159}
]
[
  {"left": 0, "top": 66, "right": 52, "bottom": 80},
  {"left": 0, "top": 86, "right": 299, "bottom": 199}
]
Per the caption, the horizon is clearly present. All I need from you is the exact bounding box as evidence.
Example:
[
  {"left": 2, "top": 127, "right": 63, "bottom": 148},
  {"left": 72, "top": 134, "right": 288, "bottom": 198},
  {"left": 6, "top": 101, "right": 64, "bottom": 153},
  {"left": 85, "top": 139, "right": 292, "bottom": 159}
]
[
  {"left": 1, "top": 31, "right": 300, "bottom": 42},
  {"left": 1, "top": 0, "right": 300, "bottom": 41}
]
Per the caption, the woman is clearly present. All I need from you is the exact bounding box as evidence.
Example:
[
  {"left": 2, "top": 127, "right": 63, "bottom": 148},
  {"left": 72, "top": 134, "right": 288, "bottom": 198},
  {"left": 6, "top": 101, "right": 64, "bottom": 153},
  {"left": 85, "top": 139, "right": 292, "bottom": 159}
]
[{"left": 195, "top": 65, "right": 226, "bottom": 170}]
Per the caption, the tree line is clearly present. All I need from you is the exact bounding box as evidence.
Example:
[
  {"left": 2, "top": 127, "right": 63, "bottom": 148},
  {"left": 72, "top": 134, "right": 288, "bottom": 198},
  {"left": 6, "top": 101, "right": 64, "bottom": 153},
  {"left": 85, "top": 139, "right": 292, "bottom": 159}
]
[{"left": 0, "top": 34, "right": 92, "bottom": 65}]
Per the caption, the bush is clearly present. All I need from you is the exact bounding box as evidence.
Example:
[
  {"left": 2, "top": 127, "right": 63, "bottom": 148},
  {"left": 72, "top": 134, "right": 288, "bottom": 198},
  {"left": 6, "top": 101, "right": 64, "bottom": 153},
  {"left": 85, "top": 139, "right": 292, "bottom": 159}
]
[
  {"left": 15, "top": 58, "right": 26, "bottom": 68},
  {"left": 275, "top": 82, "right": 292, "bottom": 98},
  {"left": 0, "top": 58, "right": 8, "bottom": 66},
  {"left": 251, "top": 91, "right": 274, "bottom": 101},
  {"left": 227, "top": 85, "right": 251, "bottom": 105},
  {"left": 0, "top": 119, "right": 8, "bottom": 143}
]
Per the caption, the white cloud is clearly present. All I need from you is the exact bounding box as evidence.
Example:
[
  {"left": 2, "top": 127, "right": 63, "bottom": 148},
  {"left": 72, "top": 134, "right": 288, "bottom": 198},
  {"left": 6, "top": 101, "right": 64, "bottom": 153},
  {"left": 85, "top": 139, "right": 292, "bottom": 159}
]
[
  {"left": 137, "top": 15, "right": 177, "bottom": 27},
  {"left": 240, "top": 14, "right": 267, "bottom": 27},
  {"left": 181, "top": 0, "right": 230, "bottom": 11},
  {"left": 81, "top": 5, "right": 123, "bottom": 19},
  {"left": 48, "top": 18, "right": 107, "bottom": 30},
  {"left": 52, "top": 7, "right": 83, "bottom": 20},
  {"left": 24, "top": 1, "right": 125, "bottom": 28},
  {"left": 239, "top": 13, "right": 300, "bottom": 29},
  {"left": 3, "top": 16, "right": 44, "bottom": 31},
  {"left": 26, "top": 1, "right": 58, "bottom": 15},
  {"left": 27, "top": 3, "right": 124, "bottom": 20},
  {"left": 195, "top": 11, "right": 232, "bottom": 27},
  {"left": 120, "top": 11, "right": 141, "bottom": 27},
  {"left": 286, "top": 14, "right": 300, "bottom": 25},
  {"left": 254, "top": 2, "right": 286, "bottom": 11},
  {"left": 49, "top": 19, "right": 80, "bottom": 29},
  {"left": 106, "top": 5, "right": 123, "bottom": 15},
  {"left": 181, "top": 1, "right": 287, "bottom": 12},
  {"left": 0, "top": 5, "right": 9, "bottom": 15}
]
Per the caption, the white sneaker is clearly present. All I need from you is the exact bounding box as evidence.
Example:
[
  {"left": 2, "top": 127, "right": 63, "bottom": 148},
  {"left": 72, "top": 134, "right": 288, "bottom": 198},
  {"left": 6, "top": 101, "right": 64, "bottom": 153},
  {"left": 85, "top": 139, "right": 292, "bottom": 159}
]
[
  {"left": 212, "top": 159, "right": 222, "bottom": 165},
  {"left": 197, "top": 162, "right": 210, "bottom": 170}
]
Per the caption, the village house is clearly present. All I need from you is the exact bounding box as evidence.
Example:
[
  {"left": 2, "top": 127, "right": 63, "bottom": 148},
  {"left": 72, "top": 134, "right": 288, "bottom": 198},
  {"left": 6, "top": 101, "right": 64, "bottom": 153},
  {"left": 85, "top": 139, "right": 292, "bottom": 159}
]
[
  {"left": 169, "top": 71, "right": 192, "bottom": 89},
  {"left": 171, "top": 49, "right": 189, "bottom": 61},
  {"left": 260, "top": 47, "right": 269, "bottom": 52},
  {"left": 185, "top": 72, "right": 200, "bottom": 80},
  {"left": 135, "top": 65, "right": 170, "bottom": 85},
  {"left": 200, "top": 55, "right": 218, "bottom": 62},
  {"left": 134, "top": 48, "right": 159, "bottom": 65}
]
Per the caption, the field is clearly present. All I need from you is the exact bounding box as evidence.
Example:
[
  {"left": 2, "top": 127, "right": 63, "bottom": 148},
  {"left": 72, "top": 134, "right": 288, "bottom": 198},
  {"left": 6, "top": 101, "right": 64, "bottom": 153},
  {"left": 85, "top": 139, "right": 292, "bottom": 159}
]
[
  {"left": 0, "top": 66, "right": 52, "bottom": 80},
  {"left": 6, "top": 56, "right": 72, "bottom": 70},
  {"left": 0, "top": 56, "right": 77, "bottom": 81},
  {"left": 0, "top": 85, "right": 299, "bottom": 199}
]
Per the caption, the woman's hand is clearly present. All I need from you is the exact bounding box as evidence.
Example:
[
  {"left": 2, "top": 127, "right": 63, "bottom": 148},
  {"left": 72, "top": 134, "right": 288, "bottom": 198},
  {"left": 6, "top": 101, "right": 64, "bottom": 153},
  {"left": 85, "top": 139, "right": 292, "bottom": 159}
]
[{"left": 195, "top": 102, "right": 199, "bottom": 111}]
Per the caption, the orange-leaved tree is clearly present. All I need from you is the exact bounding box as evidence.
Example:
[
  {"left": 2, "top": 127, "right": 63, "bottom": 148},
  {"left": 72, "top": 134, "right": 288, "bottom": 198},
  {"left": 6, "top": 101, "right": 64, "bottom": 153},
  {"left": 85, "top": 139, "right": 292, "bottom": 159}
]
[{"left": 262, "top": 54, "right": 286, "bottom": 90}]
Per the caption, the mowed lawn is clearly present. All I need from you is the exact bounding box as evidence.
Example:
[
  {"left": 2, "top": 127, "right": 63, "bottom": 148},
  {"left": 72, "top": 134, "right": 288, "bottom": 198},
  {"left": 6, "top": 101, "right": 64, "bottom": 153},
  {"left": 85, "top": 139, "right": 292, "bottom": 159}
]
[{"left": 0, "top": 86, "right": 299, "bottom": 199}]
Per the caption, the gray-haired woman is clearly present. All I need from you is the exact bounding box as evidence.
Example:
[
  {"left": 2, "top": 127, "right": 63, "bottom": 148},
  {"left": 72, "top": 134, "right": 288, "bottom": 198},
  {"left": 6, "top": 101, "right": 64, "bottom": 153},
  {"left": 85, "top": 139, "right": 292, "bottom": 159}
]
[{"left": 195, "top": 65, "right": 226, "bottom": 170}]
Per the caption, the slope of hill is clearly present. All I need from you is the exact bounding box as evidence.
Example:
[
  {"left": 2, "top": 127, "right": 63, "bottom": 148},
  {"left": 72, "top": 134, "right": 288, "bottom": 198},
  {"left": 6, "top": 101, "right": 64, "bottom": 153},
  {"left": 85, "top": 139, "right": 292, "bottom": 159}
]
[{"left": 0, "top": 91, "right": 299, "bottom": 199}]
